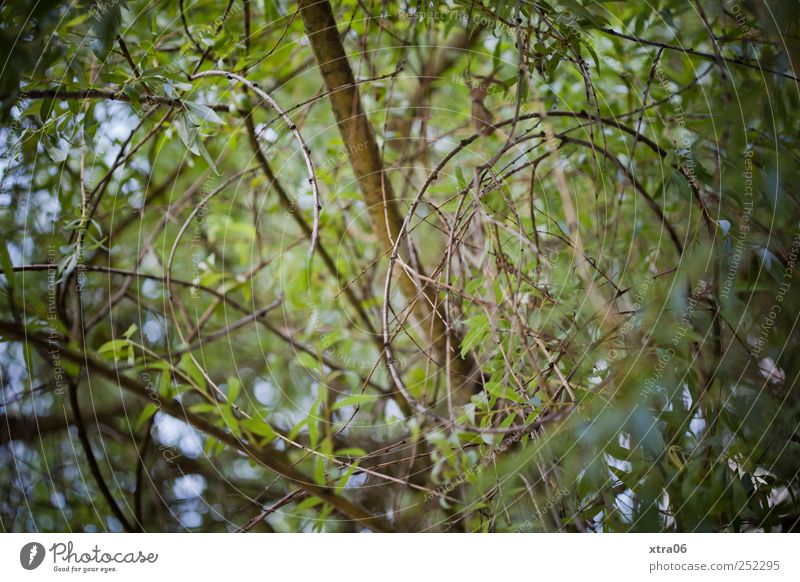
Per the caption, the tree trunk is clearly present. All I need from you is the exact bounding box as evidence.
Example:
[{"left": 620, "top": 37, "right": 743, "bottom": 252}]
[{"left": 298, "top": 0, "right": 479, "bottom": 408}]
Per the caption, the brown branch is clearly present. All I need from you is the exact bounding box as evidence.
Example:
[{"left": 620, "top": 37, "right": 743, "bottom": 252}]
[
  {"left": 68, "top": 380, "right": 139, "bottom": 532},
  {"left": 133, "top": 416, "right": 154, "bottom": 529},
  {"left": 0, "top": 404, "right": 126, "bottom": 446},
  {"left": 2, "top": 88, "right": 228, "bottom": 112},
  {"left": 298, "top": 0, "right": 479, "bottom": 406},
  {"left": 242, "top": 113, "right": 381, "bottom": 337},
  {"left": 387, "top": 29, "right": 480, "bottom": 153},
  {"left": 191, "top": 70, "right": 321, "bottom": 258},
  {"left": 599, "top": 27, "right": 799, "bottom": 82},
  {"left": 116, "top": 35, "right": 153, "bottom": 94},
  {"left": 0, "top": 320, "right": 396, "bottom": 532}
]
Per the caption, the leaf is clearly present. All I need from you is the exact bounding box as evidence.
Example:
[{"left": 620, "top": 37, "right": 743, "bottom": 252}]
[
  {"left": 46, "top": 138, "right": 69, "bottom": 163},
  {"left": 174, "top": 112, "right": 199, "bottom": 155},
  {"left": 313, "top": 456, "right": 326, "bottom": 486},
  {"left": 545, "top": 55, "right": 560, "bottom": 80},
  {"left": 227, "top": 376, "right": 241, "bottom": 402},
  {"left": 584, "top": 41, "right": 601, "bottom": 72},
  {"left": 175, "top": 108, "right": 219, "bottom": 175},
  {"left": 455, "top": 165, "right": 467, "bottom": 189},
  {"left": 484, "top": 381, "right": 527, "bottom": 404},
  {"left": 189, "top": 403, "right": 218, "bottom": 414},
  {"left": 296, "top": 351, "right": 319, "bottom": 370},
  {"left": 295, "top": 496, "right": 322, "bottom": 512},
  {"left": 90, "top": 4, "right": 122, "bottom": 59},
  {"left": 158, "top": 370, "right": 171, "bottom": 397},
  {"left": 185, "top": 101, "right": 224, "bottom": 125},
  {"left": 334, "top": 463, "right": 360, "bottom": 493},
  {"left": 123, "top": 323, "right": 138, "bottom": 339},
  {"left": 40, "top": 97, "right": 55, "bottom": 122},
  {"left": 135, "top": 403, "right": 158, "bottom": 431},
  {"left": 308, "top": 413, "right": 319, "bottom": 448},
  {"left": 461, "top": 314, "right": 489, "bottom": 357},
  {"left": 0, "top": 241, "right": 15, "bottom": 293},
  {"left": 124, "top": 84, "right": 142, "bottom": 110},
  {"left": 670, "top": 169, "right": 694, "bottom": 200},
  {"left": 196, "top": 137, "right": 220, "bottom": 175},
  {"left": 220, "top": 406, "right": 241, "bottom": 439},
  {"left": 179, "top": 353, "right": 207, "bottom": 392},
  {"left": 97, "top": 339, "right": 130, "bottom": 361},
  {"left": 332, "top": 393, "right": 379, "bottom": 410},
  {"left": 242, "top": 418, "right": 277, "bottom": 444}
]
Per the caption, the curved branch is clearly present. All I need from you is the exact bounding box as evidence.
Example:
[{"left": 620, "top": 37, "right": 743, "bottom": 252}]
[
  {"left": 68, "top": 380, "right": 138, "bottom": 532},
  {"left": 190, "top": 70, "right": 321, "bottom": 259},
  {"left": 0, "top": 320, "right": 396, "bottom": 532},
  {"left": 599, "top": 27, "right": 800, "bottom": 82},
  {"left": 299, "top": 0, "right": 480, "bottom": 408}
]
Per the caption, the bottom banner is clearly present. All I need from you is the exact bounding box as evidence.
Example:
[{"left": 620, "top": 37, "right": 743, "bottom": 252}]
[{"left": 1, "top": 533, "right": 797, "bottom": 581}]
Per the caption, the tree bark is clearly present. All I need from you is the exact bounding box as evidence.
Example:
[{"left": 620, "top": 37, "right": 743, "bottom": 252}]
[{"left": 298, "top": 0, "right": 479, "bottom": 407}]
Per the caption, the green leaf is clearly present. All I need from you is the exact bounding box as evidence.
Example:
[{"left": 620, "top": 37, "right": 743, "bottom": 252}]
[
  {"left": 185, "top": 101, "right": 224, "bottom": 125},
  {"left": 313, "top": 456, "right": 326, "bottom": 486},
  {"left": 158, "top": 370, "right": 171, "bottom": 397},
  {"left": 174, "top": 112, "right": 199, "bottom": 155},
  {"left": 461, "top": 314, "right": 489, "bottom": 357},
  {"left": 220, "top": 405, "right": 241, "bottom": 439},
  {"left": 308, "top": 414, "right": 319, "bottom": 448},
  {"left": 179, "top": 353, "right": 207, "bottom": 392},
  {"left": 135, "top": 403, "right": 158, "bottom": 431},
  {"left": 484, "top": 381, "right": 527, "bottom": 404},
  {"left": 334, "top": 463, "right": 360, "bottom": 493},
  {"left": 297, "top": 351, "right": 319, "bottom": 370},
  {"left": 333, "top": 393, "right": 379, "bottom": 410},
  {"left": 295, "top": 496, "right": 322, "bottom": 512},
  {"left": 90, "top": 4, "right": 122, "bottom": 59},
  {"left": 0, "top": 241, "right": 15, "bottom": 293},
  {"left": 455, "top": 165, "right": 466, "bottom": 189},
  {"left": 40, "top": 97, "right": 55, "bottom": 122},
  {"left": 46, "top": 138, "right": 69, "bottom": 163},
  {"left": 196, "top": 137, "right": 220, "bottom": 175},
  {"left": 242, "top": 418, "right": 277, "bottom": 444},
  {"left": 227, "top": 376, "right": 241, "bottom": 402},
  {"left": 97, "top": 339, "right": 130, "bottom": 361}
]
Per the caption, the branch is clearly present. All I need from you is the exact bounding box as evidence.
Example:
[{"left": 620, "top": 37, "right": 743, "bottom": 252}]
[
  {"left": 191, "top": 70, "right": 321, "bottom": 259},
  {"left": 298, "top": 0, "right": 480, "bottom": 406},
  {"left": 68, "top": 380, "right": 139, "bottom": 532},
  {"left": 599, "top": 27, "right": 800, "bottom": 82},
  {"left": 0, "top": 320, "right": 396, "bottom": 532},
  {"left": 0, "top": 404, "right": 125, "bottom": 445},
  {"left": 2, "top": 88, "right": 228, "bottom": 112},
  {"left": 115, "top": 35, "right": 153, "bottom": 94},
  {"left": 242, "top": 113, "right": 382, "bottom": 337}
]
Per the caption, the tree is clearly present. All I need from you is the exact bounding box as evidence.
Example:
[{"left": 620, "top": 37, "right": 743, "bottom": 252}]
[{"left": 0, "top": 0, "right": 798, "bottom": 533}]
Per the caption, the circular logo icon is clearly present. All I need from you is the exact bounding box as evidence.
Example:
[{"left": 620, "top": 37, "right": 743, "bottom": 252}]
[{"left": 20, "top": 542, "right": 46, "bottom": 570}]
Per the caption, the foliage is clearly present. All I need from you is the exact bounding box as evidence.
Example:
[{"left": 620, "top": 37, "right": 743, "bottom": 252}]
[{"left": 0, "top": 0, "right": 799, "bottom": 532}]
